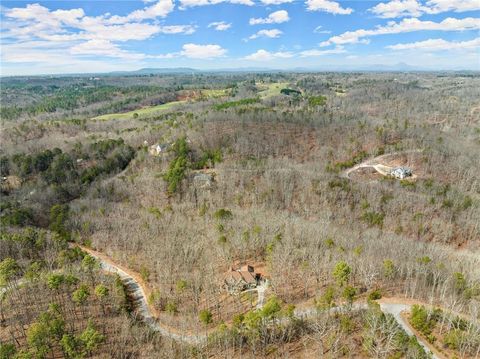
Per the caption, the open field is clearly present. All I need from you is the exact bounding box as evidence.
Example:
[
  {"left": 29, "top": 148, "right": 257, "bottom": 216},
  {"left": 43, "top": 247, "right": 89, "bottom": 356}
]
[
  {"left": 92, "top": 100, "right": 187, "bottom": 120},
  {"left": 257, "top": 82, "right": 290, "bottom": 98}
]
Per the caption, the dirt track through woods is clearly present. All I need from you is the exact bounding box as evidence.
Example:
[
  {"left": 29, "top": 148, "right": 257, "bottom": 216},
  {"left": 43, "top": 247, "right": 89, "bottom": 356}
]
[{"left": 69, "top": 244, "right": 468, "bottom": 357}]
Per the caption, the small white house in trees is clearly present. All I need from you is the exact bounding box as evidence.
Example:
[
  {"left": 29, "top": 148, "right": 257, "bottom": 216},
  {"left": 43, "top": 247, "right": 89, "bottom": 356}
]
[
  {"left": 149, "top": 144, "right": 168, "bottom": 156},
  {"left": 390, "top": 167, "right": 412, "bottom": 179}
]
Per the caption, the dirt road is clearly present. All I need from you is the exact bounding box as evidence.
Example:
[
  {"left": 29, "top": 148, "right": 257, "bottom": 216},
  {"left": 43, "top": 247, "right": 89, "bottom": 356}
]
[
  {"left": 341, "top": 149, "right": 423, "bottom": 179},
  {"left": 74, "top": 244, "right": 452, "bottom": 356}
]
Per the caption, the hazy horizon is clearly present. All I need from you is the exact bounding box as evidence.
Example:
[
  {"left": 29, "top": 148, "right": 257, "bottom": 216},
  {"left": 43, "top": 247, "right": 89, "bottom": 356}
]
[{"left": 1, "top": 0, "right": 479, "bottom": 76}]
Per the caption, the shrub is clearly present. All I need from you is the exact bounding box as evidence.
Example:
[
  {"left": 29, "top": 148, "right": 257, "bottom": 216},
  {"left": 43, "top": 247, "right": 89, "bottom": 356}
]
[
  {"left": 140, "top": 266, "right": 150, "bottom": 282},
  {"left": 0, "top": 343, "right": 16, "bottom": 359},
  {"left": 176, "top": 279, "right": 188, "bottom": 292},
  {"left": 342, "top": 286, "right": 356, "bottom": 305},
  {"left": 368, "top": 289, "right": 382, "bottom": 301},
  {"left": 410, "top": 305, "right": 438, "bottom": 337},
  {"left": 453, "top": 272, "right": 467, "bottom": 294},
  {"left": 261, "top": 296, "right": 282, "bottom": 319},
  {"left": 333, "top": 261, "right": 351, "bottom": 286},
  {"left": 199, "top": 309, "right": 213, "bottom": 325},
  {"left": 361, "top": 211, "right": 385, "bottom": 228},
  {"left": 383, "top": 259, "right": 395, "bottom": 278},
  {"left": 308, "top": 95, "right": 326, "bottom": 106},
  {"left": 165, "top": 301, "right": 178, "bottom": 314},
  {"left": 214, "top": 208, "right": 233, "bottom": 220},
  {"left": 315, "top": 286, "right": 336, "bottom": 310},
  {"left": 443, "top": 329, "right": 463, "bottom": 350}
]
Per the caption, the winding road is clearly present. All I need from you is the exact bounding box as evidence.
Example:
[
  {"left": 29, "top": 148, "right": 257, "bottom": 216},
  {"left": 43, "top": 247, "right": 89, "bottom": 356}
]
[
  {"left": 73, "top": 244, "right": 450, "bottom": 357},
  {"left": 341, "top": 149, "right": 423, "bottom": 180}
]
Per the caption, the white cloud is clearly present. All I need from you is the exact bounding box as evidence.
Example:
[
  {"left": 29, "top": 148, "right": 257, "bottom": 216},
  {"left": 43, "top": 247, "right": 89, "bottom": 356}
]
[
  {"left": 426, "top": 0, "right": 480, "bottom": 13},
  {"left": 249, "top": 29, "right": 283, "bottom": 39},
  {"left": 320, "top": 17, "right": 480, "bottom": 46},
  {"left": 122, "top": 0, "right": 174, "bottom": 22},
  {"left": 70, "top": 39, "right": 145, "bottom": 59},
  {"left": 208, "top": 21, "right": 232, "bottom": 31},
  {"left": 260, "top": 0, "right": 293, "bottom": 4},
  {"left": 2, "top": 1, "right": 186, "bottom": 43},
  {"left": 306, "top": 0, "right": 353, "bottom": 14},
  {"left": 179, "top": 0, "right": 254, "bottom": 9},
  {"left": 300, "top": 46, "right": 346, "bottom": 57},
  {"left": 370, "top": 0, "right": 425, "bottom": 18},
  {"left": 314, "top": 25, "right": 331, "bottom": 34},
  {"left": 250, "top": 10, "right": 290, "bottom": 25},
  {"left": 180, "top": 43, "right": 227, "bottom": 58},
  {"left": 370, "top": 0, "right": 480, "bottom": 18},
  {"left": 1, "top": 1, "right": 198, "bottom": 63},
  {"left": 159, "top": 25, "right": 196, "bottom": 34},
  {"left": 387, "top": 37, "right": 480, "bottom": 50},
  {"left": 244, "top": 49, "right": 294, "bottom": 60}
]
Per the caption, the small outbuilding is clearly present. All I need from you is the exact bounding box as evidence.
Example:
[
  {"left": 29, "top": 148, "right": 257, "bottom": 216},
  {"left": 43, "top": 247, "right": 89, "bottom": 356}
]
[
  {"left": 390, "top": 167, "right": 412, "bottom": 179},
  {"left": 149, "top": 144, "right": 168, "bottom": 156}
]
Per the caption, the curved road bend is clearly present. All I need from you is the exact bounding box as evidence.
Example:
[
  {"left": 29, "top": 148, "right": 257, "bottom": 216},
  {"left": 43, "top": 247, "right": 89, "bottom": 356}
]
[{"left": 77, "top": 244, "right": 443, "bottom": 357}]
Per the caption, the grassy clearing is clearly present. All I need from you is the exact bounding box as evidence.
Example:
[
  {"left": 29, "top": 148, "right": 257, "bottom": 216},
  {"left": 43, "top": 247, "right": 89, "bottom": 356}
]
[
  {"left": 200, "top": 89, "right": 231, "bottom": 98},
  {"left": 92, "top": 100, "right": 187, "bottom": 121},
  {"left": 257, "top": 82, "right": 290, "bottom": 99}
]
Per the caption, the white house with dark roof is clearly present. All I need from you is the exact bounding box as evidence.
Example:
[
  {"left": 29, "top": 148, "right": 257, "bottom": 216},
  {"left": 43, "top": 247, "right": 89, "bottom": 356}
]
[{"left": 390, "top": 167, "right": 412, "bottom": 179}]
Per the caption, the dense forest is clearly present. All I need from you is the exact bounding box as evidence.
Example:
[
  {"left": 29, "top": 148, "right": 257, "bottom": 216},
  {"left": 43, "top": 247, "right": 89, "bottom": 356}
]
[{"left": 1, "top": 71, "right": 479, "bottom": 358}]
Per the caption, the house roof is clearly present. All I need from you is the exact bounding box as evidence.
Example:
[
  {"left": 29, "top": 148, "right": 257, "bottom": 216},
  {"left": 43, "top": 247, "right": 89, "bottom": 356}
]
[{"left": 225, "top": 265, "right": 258, "bottom": 285}]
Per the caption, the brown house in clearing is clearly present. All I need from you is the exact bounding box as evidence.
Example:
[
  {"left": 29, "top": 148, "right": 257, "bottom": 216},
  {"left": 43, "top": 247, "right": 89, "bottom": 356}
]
[{"left": 224, "top": 265, "right": 261, "bottom": 294}]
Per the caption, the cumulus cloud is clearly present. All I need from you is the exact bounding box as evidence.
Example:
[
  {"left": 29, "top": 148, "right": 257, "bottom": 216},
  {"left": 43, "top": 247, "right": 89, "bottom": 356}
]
[
  {"left": 249, "top": 10, "right": 290, "bottom": 25},
  {"left": 387, "top": 37, "right": 480, "bottom": 50},
  {"left": 70, "top": 39, "right": 145, "bottom": 59},
  {"left": 370, "top": 0, "right": 425, "bottom": 18},
  {"left": 180, "top": 43, "right": 227, "bottom": 58},
  {"left": 1, "top": 1, "right": 198, "bottom": 63},
  {"left": 426, "top": 0, "right": 480, "bottom": 13},
  {"left": 208, "top": 21, "right": 232, "bottom": 31},
  {"left": 370, "top": 0, "right": 480, "bottom": 18},
  {"left": 120, "top": 0, "right": 174, "bottom": 22},
  {"left": 244, "top": 49, "right": 294, "bottom": 60},
  {"left": 306, "top": 0, "right": 353, "bottom": 14},
  {"left": 260, "top": 0, "right": 293, "bottom": 4},
  {"left": 179, "top": 0, "right": 254, "bottom": 9},
  {"left": 249, "top": 29, "right": 283, "bottom": 39},
  {"left": 320, "top": 17, "right": 480, "bottom": 47}
]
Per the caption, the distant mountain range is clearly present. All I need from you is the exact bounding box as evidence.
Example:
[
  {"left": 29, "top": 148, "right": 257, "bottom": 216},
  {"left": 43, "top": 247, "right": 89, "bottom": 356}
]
[
  {"left": 106, "top": 63, "right": 476, "bottom": 75},
  {"left": 113, "top": 64, "right": 419, "bottom": 74},
  {"left": 3, "top": 63, "right": 478, "bottom": 78}
]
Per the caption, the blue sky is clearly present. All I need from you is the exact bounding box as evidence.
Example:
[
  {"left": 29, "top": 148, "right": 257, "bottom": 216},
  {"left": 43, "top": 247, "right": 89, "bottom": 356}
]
[{"left": 1, "top": 0, "right": 479, "bottom": 75}]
